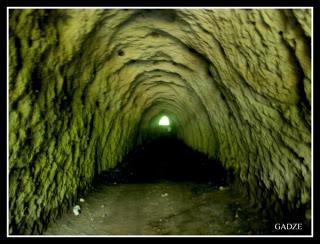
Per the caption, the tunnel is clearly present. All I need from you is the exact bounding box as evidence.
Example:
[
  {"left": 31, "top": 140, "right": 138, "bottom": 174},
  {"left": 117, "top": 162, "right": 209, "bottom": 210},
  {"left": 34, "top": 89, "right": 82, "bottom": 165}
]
[{"left": 8, "top": 8, "right": 312, "bottom": 235}]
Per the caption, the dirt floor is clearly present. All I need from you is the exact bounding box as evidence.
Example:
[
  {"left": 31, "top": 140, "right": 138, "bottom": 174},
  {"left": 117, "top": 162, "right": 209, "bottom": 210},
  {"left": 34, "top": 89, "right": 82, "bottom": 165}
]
[{"left": 44, "top": 180, "right": 272, "bottom": 236}]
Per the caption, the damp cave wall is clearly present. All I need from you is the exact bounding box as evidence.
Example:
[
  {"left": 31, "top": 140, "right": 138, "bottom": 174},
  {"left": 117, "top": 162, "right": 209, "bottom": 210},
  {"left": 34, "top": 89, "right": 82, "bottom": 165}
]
[{"left": 8, "top": 9, "right": 311, "bottom": 234}]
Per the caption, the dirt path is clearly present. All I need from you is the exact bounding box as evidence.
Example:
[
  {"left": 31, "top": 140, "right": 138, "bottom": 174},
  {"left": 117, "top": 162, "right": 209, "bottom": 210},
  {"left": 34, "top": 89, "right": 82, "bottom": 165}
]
[{"left": 44, "top": 181, "right": 270, "bottom": 235}]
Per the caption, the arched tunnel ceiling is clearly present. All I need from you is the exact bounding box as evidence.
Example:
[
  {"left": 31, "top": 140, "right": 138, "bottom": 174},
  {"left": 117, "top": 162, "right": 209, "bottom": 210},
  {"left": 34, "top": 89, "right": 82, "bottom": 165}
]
[{"left": 8, "top": 8, "right": 311, "bottom": 234}]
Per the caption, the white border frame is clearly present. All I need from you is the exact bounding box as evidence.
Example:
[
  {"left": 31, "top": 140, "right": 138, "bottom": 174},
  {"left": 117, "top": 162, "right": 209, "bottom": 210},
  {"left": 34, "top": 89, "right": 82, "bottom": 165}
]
[{"left": 6, "top": 6, "right": 314, "bottom": 238}]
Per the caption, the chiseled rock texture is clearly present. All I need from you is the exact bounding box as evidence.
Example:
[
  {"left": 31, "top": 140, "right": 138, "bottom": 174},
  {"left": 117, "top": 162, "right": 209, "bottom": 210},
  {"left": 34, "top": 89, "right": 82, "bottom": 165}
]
[{"left": 9, "top": 9, "right": 311, "bottom": 234}]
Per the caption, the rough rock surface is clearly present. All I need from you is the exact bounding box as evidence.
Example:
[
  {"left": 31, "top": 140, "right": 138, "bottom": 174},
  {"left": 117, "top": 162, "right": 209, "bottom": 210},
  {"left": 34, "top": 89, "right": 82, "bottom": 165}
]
[{"left": 9, "top": 9, "right": 311, "bottom": 234}]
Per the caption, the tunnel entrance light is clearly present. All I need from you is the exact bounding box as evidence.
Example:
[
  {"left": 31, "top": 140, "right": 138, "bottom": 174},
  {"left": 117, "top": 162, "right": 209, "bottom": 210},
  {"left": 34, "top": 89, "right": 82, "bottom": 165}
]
[{"left": 159, "top": 116, "right": 170, "bottom": 126}]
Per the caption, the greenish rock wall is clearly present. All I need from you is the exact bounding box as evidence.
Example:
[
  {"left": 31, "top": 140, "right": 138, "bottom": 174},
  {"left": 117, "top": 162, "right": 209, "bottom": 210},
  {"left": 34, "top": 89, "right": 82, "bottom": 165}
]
[{"left": 9, "top": 9, "right": 311, "bottom": 234}]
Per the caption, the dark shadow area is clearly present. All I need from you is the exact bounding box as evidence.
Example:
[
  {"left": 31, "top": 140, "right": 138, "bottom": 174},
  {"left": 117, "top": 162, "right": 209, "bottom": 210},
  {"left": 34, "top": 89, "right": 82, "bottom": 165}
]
[
  {"left": 96, "top": 135, "right": 229, "bottom": 186},
  {"left": 92, "top": 136, "right": 311, "bottom": 236}
]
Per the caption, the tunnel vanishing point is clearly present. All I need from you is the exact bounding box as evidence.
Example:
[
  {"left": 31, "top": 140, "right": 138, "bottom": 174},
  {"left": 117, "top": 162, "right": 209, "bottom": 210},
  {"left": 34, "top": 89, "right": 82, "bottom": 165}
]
[{"left": 8, "top": 8, "right": 312, "bottom": 235}]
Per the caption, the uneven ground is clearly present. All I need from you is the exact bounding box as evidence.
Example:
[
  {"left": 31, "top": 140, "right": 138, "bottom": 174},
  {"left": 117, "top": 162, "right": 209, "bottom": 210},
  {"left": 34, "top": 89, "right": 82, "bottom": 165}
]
[{"left": 44, "top": 180, "right": 271, "bottom": 236}]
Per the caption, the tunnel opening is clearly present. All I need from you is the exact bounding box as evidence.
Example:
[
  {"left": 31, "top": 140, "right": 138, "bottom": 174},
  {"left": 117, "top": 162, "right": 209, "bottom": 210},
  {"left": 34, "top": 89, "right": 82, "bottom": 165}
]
[
  {"left": 158, "top": 115, "right": 170, "bottom": 126},
  {"left": 95, "top": 136, "right": 229, "bottom": 186}
]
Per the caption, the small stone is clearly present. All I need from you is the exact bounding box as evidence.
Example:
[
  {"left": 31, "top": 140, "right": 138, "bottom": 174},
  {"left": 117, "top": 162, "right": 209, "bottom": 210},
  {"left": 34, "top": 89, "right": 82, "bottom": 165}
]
[
  {"left": 235, "top": 213, "right": 239, "bottom": 218},
  {"left": 219, "top": 186, "right": 225, "bottom": 191},
  {"left": 79, "top": 198, "right": 85, "bottom": 202},
  {"left": 161, "top": 193, "right": 168, "bottom": 197},
  {"left": 101, "top": 205, "right": 104, "bottom": 208},
  {"left": 73, "top": 205, "right": 81, "bottom": 216}
]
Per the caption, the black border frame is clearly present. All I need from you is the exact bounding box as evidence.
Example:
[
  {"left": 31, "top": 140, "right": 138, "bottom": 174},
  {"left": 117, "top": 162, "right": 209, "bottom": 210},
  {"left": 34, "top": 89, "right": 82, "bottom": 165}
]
[{"left": 1, "top": 0, "right": 319, "bottom": 241}]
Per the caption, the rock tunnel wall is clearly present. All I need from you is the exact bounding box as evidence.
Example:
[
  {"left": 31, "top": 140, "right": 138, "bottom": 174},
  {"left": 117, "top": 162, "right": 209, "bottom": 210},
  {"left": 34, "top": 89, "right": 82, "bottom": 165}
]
[{"left": 8, "top": 9, "right": 311, "bottom": 234}]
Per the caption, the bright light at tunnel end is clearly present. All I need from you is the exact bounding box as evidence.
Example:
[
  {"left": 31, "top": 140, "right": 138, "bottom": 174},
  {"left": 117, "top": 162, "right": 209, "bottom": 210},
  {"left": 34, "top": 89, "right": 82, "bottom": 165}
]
[{"left": 159, "top": 116, "right": 170, "bottom": 126}]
